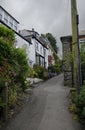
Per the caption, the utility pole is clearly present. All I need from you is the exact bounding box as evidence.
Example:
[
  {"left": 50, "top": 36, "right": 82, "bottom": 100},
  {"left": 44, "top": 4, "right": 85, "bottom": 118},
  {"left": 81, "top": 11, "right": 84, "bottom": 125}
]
[{"left": 71, "top": 0, "right": 81, "bottom": 94}]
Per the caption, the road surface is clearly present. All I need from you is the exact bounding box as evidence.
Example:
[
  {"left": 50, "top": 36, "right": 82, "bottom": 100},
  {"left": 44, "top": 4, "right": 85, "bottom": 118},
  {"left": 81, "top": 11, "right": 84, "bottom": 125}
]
[{"left": 1, "top": 74, "right": 82, "bottom": 130}]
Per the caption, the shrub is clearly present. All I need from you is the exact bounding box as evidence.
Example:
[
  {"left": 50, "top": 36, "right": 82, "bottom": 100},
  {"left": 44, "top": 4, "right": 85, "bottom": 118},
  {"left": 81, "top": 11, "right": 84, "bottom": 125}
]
[
  {"left": 0, "top": 25, "right": 30, "bottom": 111},
  {"left": 75, "top": 85, "right": 85, "bottom": 123},
  {"left": 12, "top": 47, "right": 29, "bottom": 91},
  {"left": 0, "top": 97, "right": 5, "bottom": 107},
  {"left": 80, "top": 43, "right": 85, "bottom": 85},
  {"left": 54, "top": 64, "right": 62, "bottom": 74},
  {"left": 33, "top": 64, "right": 47, "bottom": 79},
  {"left": 28, "top": 67, "right": 38, "bottom": 78},
  {"left": 8, "top": 88, "right": 17, "bottom": 108},
  {"left": 0, "top": 25, "right": 15, "bottom": 45},
  {"left": 48, "top": 63, "right": 62, "bottom": 75}
]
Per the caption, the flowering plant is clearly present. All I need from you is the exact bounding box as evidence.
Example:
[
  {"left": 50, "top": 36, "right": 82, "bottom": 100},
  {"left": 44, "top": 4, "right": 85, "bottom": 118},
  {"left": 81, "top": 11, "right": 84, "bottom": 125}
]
[{"left": 0, "top": 60, "right": 17, "bottom": 88}]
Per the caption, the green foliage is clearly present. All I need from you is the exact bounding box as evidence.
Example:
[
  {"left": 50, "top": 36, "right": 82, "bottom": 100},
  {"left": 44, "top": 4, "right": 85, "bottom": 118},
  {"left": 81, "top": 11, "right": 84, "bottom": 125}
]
[
  {"left": 53, "top": 53, "right": 59, "bottom": 64},
  {"left": 24, "top": 79, "right": 31, "bottom": 89},
  {"left": 0, "top": 25, "right": 30, "bottom": 109},
  {"left": 65, "top": 52, "right": 73, "bottom": 65},
  {"left": 80, "top": 42, "right": 85, "bottom": 85},
  {"left": 46, "top": 33, "right": 58, "bottom": 53},
  {"left": 69, "top": 103, "right": 77, "bottom": 114},
  {"left": 0, "top": 25, "right": 15, "bottom": 45},
  {"left": 33, "top": 64, "right": 47, "bottom": 79},
  {"left": 0, "top": 97, "right": 6, "bottom": 107},
  {"left": 8, "top": 88, "right": 17, "bottom": 108},
  {"left": 75, "top": 85, "right": 85, "bottom": 123},
  {"left": 12, "top": 48, "right": 29, "bottom": 91},
  {"left": 0, "top": 38, "right": 29, "bottom": 91},
  {"left": 68, "top": 86, "right": 85, "bottom": 123},
  {"left": 0, "top": 39, "right": 14, "bottom": 85},
  {"left": 54, "top": 63, "right": 62, "bottom": 74},
  {"left": 28, "top": 67, "right": 38, "bottom": 78},
  {"left": 48, "top": 58, "right": 62, "bottom": 75}
]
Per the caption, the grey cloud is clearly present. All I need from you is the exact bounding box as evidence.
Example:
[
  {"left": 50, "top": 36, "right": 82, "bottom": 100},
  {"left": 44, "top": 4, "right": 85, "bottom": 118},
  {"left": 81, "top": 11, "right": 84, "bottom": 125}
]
[{"left": 0, "top": 0, "right": 85, "bottom": 56}]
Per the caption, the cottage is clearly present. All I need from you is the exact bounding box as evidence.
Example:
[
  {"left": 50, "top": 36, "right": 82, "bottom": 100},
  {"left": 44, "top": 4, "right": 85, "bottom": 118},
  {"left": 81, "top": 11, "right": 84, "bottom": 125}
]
[{"left": 19, "top": 29, "right": 49, "bottom": 68}]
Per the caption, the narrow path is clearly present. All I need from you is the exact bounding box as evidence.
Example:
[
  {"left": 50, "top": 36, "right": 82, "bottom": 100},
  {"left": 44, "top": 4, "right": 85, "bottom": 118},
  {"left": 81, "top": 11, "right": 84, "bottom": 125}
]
[{"left": 1, "top": 74, "right": 82, "bottom": 130}]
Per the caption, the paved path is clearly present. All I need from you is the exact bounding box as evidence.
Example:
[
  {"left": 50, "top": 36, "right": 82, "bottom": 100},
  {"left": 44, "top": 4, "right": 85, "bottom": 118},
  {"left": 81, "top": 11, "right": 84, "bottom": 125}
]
[{"left": 1, "top": 74, "right": 82, "bottom": 130}]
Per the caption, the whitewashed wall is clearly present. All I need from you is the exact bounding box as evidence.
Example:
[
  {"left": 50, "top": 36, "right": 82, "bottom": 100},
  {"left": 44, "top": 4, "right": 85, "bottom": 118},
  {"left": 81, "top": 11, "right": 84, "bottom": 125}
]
[
  {"left": 45, "top": 48, "right": 48, "bottom": 68},
  {"left": 28, "top": 38, "right": 36, "bottom": 67},
  {"left": 15, "top": 35, "right": 29, "bottom": 64}
]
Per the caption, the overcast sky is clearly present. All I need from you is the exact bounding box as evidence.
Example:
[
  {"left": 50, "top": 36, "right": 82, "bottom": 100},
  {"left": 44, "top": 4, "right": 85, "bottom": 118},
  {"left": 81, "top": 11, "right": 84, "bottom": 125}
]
[{"left": 0, "top": 0, "right": 85, "bottom": 57}]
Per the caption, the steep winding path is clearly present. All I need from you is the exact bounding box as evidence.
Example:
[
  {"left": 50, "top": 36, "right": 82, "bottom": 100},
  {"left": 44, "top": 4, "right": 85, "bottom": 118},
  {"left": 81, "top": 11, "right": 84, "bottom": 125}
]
[{"left": 1, "top": 74, "right": 82, "bottom": 130}]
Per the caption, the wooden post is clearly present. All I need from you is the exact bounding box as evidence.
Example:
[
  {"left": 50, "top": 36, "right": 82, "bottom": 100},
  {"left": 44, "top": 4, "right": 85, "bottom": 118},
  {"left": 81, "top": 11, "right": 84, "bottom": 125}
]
[{"left": 71, "top": 0, "right": 81, "bottom": 93}]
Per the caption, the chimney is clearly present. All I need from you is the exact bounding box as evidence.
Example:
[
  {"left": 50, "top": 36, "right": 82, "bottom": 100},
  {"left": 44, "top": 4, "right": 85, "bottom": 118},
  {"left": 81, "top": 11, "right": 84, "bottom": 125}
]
[{"left": 32, "top": 28, "right": 34, "bottom": 32}]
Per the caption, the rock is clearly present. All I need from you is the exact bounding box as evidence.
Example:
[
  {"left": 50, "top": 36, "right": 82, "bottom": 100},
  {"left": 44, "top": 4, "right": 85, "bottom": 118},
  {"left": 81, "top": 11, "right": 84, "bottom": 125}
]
[{"left": 24, "top": 88, "right": 33, "bottom": 94}]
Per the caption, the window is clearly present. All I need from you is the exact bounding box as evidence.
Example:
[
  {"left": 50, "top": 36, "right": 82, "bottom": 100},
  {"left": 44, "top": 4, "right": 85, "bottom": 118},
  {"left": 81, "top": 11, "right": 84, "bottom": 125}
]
[
  {"left": 0, "top": 14, "right": 2, "bottom": 19},
  {"left": 29, "top": 60, "right": 33, "bottom": 67},
  {"left": 35, "top": 41, "right": 39, "bottom": 51},
  {"left": 14, "top": 21, "right": 18, "bottom": 31},
  {"left": 40, "top": 57, "right": 44, "bottom": 67},
  {"left": 14, "top": 25, "right": 17, "bottom": 31},
  {"left": 4, "top": 12, "right": 8, "bottom": 24},
  {"left": 9, "top": 17, "right": 13, "bottom": 27},
  {"left": 40, "top": 46, "right": 42, "bottom": 54},
  {"left": 0, "top": 8, "right": 3, "bottom": 20},
  {"left": 36, "top": 53, "right": 40, "bottom": 65},
  {"left": 44, "top": 48, "right": 46, "bottom": 57}
]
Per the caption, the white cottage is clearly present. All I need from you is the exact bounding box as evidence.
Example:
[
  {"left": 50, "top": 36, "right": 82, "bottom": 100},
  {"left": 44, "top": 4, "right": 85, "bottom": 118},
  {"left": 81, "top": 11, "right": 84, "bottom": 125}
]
[{"left": 20, "top": 29, "right": 49, "bottom": 68}]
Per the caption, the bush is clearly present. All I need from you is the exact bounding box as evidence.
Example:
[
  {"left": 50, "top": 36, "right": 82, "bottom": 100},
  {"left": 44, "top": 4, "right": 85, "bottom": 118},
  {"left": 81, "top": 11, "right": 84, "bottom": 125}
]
[
  {"left": 54, "top": 64, "right": 62, "bottom": 74},
  {"left": 0, "top": 25, "right": 30, "bottom": 112},
  {"left": 33, "top": 64, "right": 47, "bottom": 79},
  {"left": 28, "top": 67, "right": 38, "bottom": 78},
  {"left": 75, "top": 85, "right": 85, "bottom": 123},
  {"left": 8, "top": 88, "right": 17, "bottom": 108},
  {"left": 12, "top": 48, "right": 29, "bottom": 91},
  {"left": 48, "top": 63, "right": 62, "bottom": 75}
]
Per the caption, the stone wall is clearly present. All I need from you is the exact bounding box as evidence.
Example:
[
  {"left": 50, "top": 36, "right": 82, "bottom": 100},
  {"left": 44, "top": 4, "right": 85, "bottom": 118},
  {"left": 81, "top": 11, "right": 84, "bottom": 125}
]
[{"left": 60, "top": 36, "right": 73, "bottom": 87}]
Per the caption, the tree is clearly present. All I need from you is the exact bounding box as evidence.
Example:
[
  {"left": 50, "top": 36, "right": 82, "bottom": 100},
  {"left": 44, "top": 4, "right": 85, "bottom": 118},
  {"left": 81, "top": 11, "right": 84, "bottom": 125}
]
[
  {"left": 80, "top": 42, "right": 85, "bottom": 84},
  {"left": 41, "top": 33, "right": 62, "bottom": 74},
  {"left": 46, "top": 33, "right": 58, "bottom": 53},
  {"left": 0, "top": 25, "right": 15, "bottom": 45}
]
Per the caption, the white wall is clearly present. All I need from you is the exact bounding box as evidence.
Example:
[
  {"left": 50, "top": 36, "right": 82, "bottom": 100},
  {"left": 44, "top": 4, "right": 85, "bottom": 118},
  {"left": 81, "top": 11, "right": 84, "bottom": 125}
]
[
  {"left": 44, "top": 48, "right": 48, "bottom": 68},
  {"left": 28, "top": 38, "right": 36, "bottom": 67},
  {"left": 15, "top": 34, "right": 30, "bottom": 65}
]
